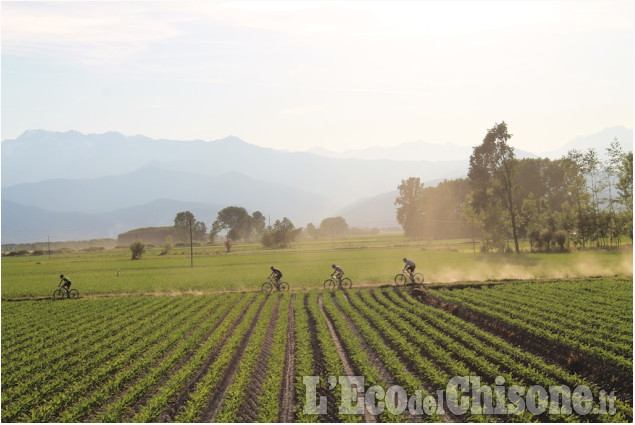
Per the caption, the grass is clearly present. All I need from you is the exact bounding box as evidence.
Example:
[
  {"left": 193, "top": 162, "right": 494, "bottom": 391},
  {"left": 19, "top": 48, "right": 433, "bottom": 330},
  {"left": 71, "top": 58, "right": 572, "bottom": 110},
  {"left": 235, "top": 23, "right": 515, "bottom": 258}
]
[{"left": 1, "top": 234, "right": 632, "bottom": 299}]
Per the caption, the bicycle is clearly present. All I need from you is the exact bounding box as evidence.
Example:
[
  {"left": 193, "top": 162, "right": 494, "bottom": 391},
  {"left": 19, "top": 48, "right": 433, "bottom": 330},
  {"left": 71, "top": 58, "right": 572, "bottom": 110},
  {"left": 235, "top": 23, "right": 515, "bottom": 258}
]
[
  {"left": 323, "top": 275, "right": 352, "bottom": 290},
  {"left": 394, "top": 269, "right": 424, "bottom": 286},
  {"left": 261, "top": 277, "right": 289, "bottom": 293},
  {"left": 53, "top": 286, "right": 79, "bottom": 300}
]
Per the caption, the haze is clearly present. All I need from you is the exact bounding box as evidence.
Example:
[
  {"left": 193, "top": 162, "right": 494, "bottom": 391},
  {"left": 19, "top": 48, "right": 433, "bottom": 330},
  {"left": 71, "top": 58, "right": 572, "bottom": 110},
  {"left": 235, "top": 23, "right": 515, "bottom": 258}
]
[{"left": 1, "top": 1, "right": 633, "bottom": 153}]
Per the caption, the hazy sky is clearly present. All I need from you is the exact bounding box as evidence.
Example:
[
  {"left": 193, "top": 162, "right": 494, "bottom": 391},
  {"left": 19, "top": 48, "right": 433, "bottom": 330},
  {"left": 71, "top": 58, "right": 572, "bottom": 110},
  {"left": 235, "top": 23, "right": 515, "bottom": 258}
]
[{"left": 1, "top": 1, "right": 633, "bottom": 153}]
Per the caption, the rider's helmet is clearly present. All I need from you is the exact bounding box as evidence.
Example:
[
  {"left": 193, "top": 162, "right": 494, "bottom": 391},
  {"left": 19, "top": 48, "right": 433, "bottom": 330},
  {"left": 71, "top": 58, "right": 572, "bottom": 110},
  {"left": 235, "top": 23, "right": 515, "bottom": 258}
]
[
  {"left": 60, "top": 274, "right": 64, "bottom": 278},
  {"left": 332, "top": 264, "right": 336, "bottom": 268},
  {"left": 270, "top": 266, "right": 275, "bottom": 270},
  {"left": 403, "top": 258, "right": 407, "bottom": 262}
]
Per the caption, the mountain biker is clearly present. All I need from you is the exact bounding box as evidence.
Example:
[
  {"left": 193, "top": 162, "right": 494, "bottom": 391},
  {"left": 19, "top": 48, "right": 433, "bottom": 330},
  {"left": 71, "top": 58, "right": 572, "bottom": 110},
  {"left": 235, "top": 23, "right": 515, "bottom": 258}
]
[
  {"left": 59, "top": 274, "right": 72, "bottom": 295},
  {"left": 402, "top": 258, "right": 416, "bottom": 279},
  {"left": 269, "top": 266, "right": 283, "bottom": 286},
  {"left": 331, "top": 264, "right": 344, "bottom": 283}
]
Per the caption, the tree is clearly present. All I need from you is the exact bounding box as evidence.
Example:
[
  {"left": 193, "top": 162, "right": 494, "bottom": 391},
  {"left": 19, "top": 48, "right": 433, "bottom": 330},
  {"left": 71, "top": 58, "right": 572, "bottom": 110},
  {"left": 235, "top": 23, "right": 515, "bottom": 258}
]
[
  {"left": 468, "top": 121, "right": 520, "bottom": 253},
  {"left": 395, "top": 177, "right": 426, "bottom": 239},
  {"left": 129, "top": 240, "right": 146, "bottom": 260},
  {"left": 173, "top": 211, "right": 207, "bottom": 243},
  {"left": 174, "top": 211, "right": 195, "bottom": 241},
  {"left": 305, "top": 223, "right": 319, "bottom": 239},
  {"left": 617, "top": 151, "right": 633, "bottom": 211},
  {"left": 616, "top": 151, "right": 633, "bottom": 239},
  {"left": 319, "top": 217, "right": 349, "bottom": 237},
  {"left": 261, "top": 217, "right": 302, "bottom": 248},
  {"left": 211, "top": 206, "right": 252, "bottom": 242},
  {"left": 251, "top": 211, "right": 266, "bottom": 241},
  {"left": 193, "top": 221, "right": 207, "bottom": 241}
]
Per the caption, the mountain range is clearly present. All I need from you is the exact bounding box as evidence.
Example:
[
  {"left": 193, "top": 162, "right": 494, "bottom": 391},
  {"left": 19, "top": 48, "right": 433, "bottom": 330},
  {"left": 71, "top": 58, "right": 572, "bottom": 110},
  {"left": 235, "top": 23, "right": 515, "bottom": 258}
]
[{"left": 1, "top": 126, "right": 632, "bottom": 243}]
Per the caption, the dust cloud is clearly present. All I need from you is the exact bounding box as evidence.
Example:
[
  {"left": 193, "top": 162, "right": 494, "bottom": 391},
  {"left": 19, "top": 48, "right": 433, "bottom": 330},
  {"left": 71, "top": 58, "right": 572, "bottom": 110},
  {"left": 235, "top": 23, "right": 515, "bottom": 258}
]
[{"left": 430, "top": 250, "right": 633, "bottom": 283}]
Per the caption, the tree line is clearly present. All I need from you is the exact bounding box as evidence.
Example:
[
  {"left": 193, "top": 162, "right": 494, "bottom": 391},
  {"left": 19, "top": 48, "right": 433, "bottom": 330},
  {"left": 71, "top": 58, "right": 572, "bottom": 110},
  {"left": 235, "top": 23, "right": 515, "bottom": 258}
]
[
  {"left": 120, "top": 202, "right": 366, "bottom": 259},
  {"left": 396, "top": 122, "right": 633, "bottom": 252}
]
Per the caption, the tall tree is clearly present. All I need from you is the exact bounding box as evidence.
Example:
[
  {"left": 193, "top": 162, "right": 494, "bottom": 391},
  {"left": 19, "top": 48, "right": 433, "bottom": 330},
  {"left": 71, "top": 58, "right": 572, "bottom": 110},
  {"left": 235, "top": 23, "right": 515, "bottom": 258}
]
[
  {"left": 468, "top": 121, "right": 520, "bottom": 253},
  {"left": 616, "top": 151, "right": 633, "bottom": 239},
  {"left": 211, "top": 206, "right": 250, "bottom": 242},
  {"left": 251, "top": 211, "right": 266, "bottom": 241},
  {"left": 174, "top": 211, "right": 207, "bottom": 242},
  {"left": 174, "top": 211, "right": 195, "bottom": 243},
  {"left": 261, "top": 217, "right": 302, "bottom": 248},
  {"left": 319, "top": 216, "right": 349, "bottom": 237},
  {"left": 395, "top": 177, "right": 426, "bottom": 239},
  {"left": 617, "top": 151, "right": 633, "bottom": 209}
]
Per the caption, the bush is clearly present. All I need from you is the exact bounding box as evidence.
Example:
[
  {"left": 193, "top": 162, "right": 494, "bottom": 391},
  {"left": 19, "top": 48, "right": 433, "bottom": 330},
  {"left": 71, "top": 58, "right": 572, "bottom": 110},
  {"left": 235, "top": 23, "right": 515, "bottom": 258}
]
[
  {"left": 160, "top": 236, "right": 173, "bottom": 255},
  {"left": 539, "top": 228, "right": 554, "bottom": 252},
  {"left": 129, "top": 240, "right": 146, "bottom": 260}
]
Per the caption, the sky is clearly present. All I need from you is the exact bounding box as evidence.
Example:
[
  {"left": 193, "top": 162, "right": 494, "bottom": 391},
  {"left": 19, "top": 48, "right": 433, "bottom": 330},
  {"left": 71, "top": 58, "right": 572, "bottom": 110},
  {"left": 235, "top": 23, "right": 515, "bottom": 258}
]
[{"left": 1, "top": 1, "right": 633, "bottom": 154}]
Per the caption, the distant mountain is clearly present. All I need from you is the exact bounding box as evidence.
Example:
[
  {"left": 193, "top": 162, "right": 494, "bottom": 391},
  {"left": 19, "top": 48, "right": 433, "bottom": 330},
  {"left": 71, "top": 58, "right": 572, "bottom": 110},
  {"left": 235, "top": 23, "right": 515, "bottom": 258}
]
[
  {"left": 2, "top": 166, "right": 330, "bottom": 221},
  {"left": 308, "top": 140, "right": 537, "bottom": 161},
  {"left": 2, "top": 200, "right": 113, "bottom": 243},
  {"left": 1, "top": 199, "right": 222, "bottom": 244},
  {"left": 337, "top": 190, "right": 400, "bottom": 228},
  {"left": 539, "top": 126, "right": 633, "bottom": 159},
  {"left": 307, "top": 127, "right": 634, "bottom": 162},
  {"left": 1, "top": 130, "right": 468, "bottom": 201}
]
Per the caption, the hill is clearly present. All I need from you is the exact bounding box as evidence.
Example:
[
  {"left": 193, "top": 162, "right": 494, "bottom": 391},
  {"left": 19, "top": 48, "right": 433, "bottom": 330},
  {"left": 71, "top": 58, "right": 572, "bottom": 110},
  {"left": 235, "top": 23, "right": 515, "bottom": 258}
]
[{"left": 1, "top": 199, "right": 223, "bottom": 243}]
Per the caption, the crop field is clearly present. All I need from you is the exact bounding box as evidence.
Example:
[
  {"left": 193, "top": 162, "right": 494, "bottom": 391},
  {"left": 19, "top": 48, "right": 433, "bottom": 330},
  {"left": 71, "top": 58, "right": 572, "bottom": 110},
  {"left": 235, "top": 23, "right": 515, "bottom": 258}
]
[
  {"left": 1, "top": 277, "right": 632, "bottom": 422},
  {"left": 1, "top": 234, "right": 632, "bottom": 299}
]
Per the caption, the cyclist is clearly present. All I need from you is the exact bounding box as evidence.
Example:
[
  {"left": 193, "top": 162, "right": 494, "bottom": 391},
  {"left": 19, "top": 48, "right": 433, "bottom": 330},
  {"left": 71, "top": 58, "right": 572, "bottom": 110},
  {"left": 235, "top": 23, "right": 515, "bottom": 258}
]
[
  {"left": 269, "top": 266, "right": 283, "bottom": 287},
  {"left": 402, "top": 258, "right": 416, "bottom": 281},
  {"left": 331, "top": 264, "right": 344, "bottom": 284},
  {"left": 59, "top": 274, "right": 72, "bottom": 296}
]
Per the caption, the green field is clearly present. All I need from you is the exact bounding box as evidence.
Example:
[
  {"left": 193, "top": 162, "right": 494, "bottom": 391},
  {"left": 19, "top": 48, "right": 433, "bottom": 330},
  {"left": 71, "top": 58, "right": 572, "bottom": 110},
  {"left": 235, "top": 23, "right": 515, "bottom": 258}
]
[
  {"left": 2, "top": 234, "right": 633, "bottom": 422},
  {"left": 1, "top": 234, "right": 632, "bottom": 299},
  {"left": 1, "top": 279, "right": 632, "bottom": 422}
]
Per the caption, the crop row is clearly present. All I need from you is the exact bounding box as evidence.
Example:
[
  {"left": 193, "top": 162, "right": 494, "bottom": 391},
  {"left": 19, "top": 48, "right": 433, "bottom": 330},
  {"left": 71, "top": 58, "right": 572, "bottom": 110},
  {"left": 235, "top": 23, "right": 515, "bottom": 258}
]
[
  {"left": 1, "top": 280, "right": 632, "bottom": 423},
  {"left": 428, "top": 279, "right": 633, "bottom": 372}
]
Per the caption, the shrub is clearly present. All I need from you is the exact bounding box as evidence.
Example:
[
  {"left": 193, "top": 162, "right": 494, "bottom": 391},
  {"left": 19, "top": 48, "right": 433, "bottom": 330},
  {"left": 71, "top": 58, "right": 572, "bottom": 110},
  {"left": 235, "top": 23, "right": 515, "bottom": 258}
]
[
  {"left": 129, "top": 240, "right": 146, "bottom": 260},
  {"left": 160, "top": 236, "right": 173, "bottom": 255},
  {"left": 539, "top": 228, "right": 554, "bottom": 252}
]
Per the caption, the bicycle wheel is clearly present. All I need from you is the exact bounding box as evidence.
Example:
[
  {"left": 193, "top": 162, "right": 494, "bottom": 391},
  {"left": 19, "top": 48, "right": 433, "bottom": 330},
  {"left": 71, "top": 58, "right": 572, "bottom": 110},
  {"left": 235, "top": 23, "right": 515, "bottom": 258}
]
[
  {"left": 413, "top": 273, "right": 424, "bottom": 284},
  {"left": 52, "top": 289, "right": 65, "bottom": 300},
  {"left": 340, "top": 278, "right": 352, "bottom": 290},
  {"left": 324, "top": 278, "right": 336, "bottom": 290},
  {"left": 261, "top": 281, "right": 273, "bottom": 294},
  {"left": 279, "top": 282, "right": 289, "bottom": 292},
  {"left": 68, "top": 289, "right": 79, "bottom": 299},
  {"left": 394, "top": 274, "right": 408, "bottom": 286}
]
